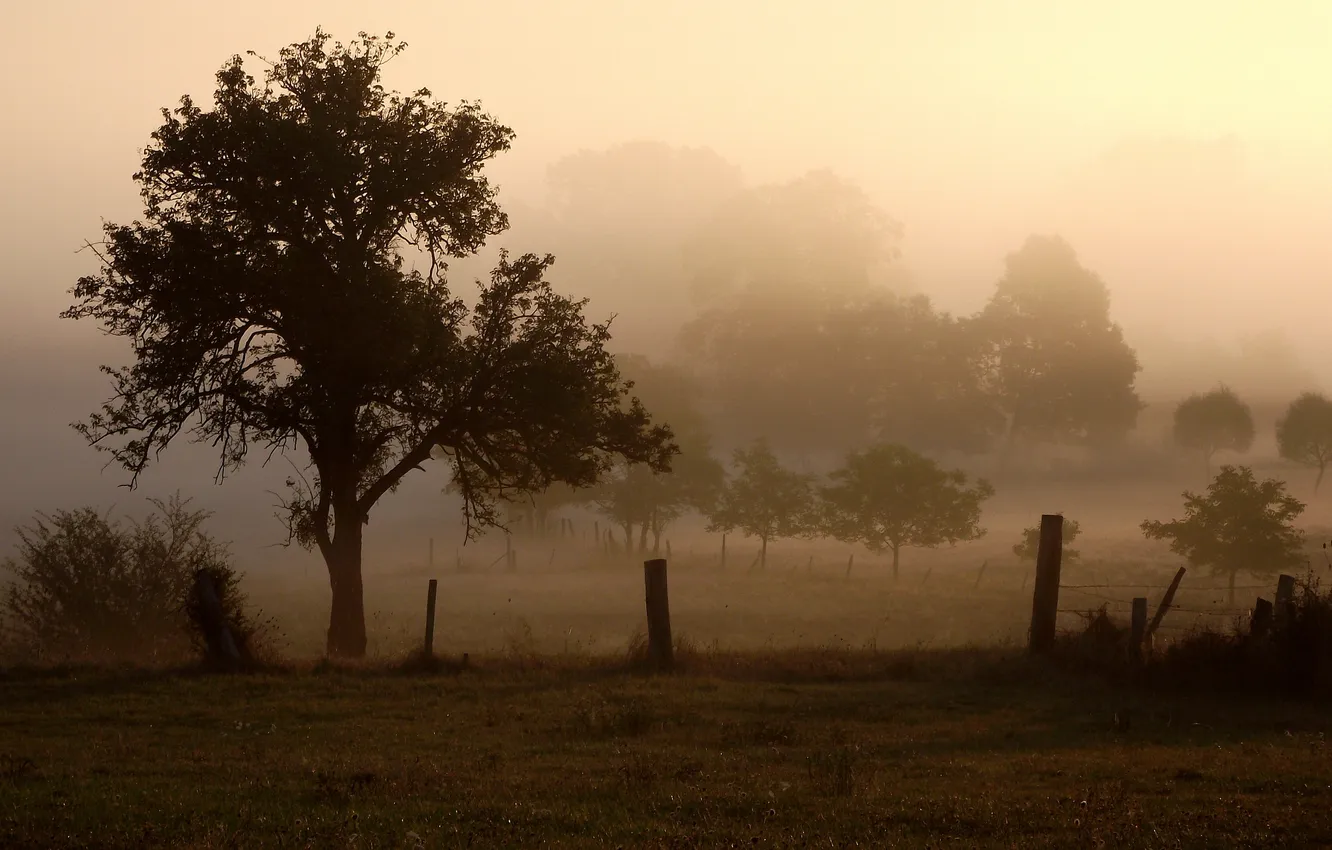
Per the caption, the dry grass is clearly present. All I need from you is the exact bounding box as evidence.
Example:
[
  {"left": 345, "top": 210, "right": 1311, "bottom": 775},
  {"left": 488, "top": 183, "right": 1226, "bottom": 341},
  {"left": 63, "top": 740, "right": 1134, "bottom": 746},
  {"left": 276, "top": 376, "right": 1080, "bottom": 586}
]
[{"left": 2, "top": 646, "right": 1331, "bottom": 848}]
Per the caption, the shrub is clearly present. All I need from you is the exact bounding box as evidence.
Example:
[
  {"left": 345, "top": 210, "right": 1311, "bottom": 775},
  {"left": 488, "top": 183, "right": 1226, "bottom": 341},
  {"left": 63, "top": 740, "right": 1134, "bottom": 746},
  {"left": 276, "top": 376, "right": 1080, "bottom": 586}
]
[{"left": 2, "top": 494, "right": 262, "bottom": 664}]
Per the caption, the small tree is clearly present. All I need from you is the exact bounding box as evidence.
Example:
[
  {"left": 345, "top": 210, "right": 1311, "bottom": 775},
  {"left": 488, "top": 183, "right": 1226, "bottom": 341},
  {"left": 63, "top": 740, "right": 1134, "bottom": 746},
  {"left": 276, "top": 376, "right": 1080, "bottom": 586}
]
[
  {"left": 1276, "top": 392, "right": 1332, "bottom": 493},
  {"left": 1141, "top": 465, "right": 1304, "bottom": 604},
  {"left": 706, "top": 439, "right": 814, "bottom": 570},
  {"left": 1172, "top": 387, "right": 1254, "bottom": 477},
  {"left": 820, "top": 443, "right": 993, "bottom": 578},
  {"left": 1013, "top": 518, "right": 1081, "bottom": 563},
  {"left": 2, "top": 495, "right": 251, "bottom": 661}
]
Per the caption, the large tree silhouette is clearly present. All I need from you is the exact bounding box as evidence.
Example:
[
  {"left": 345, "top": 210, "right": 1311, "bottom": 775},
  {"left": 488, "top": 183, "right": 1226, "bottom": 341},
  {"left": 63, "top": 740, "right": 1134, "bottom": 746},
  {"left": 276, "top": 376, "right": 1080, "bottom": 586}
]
[{"left": 63, "top": 31, "right": 674, "bottom": 657}]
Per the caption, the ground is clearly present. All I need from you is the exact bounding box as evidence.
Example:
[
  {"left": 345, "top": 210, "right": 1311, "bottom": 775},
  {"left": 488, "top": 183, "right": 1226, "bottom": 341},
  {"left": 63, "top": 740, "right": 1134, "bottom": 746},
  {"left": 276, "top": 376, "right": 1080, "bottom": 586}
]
[{"left": 3, "top": 649, "right": 1331, "bottom": 848}]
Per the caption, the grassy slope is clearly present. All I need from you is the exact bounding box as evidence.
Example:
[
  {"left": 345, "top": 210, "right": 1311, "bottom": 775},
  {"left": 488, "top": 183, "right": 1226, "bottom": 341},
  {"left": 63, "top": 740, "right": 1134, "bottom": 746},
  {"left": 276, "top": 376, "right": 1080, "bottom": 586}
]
[{"left": 2, "top": 649, "right": 1331, "bottom": 848}]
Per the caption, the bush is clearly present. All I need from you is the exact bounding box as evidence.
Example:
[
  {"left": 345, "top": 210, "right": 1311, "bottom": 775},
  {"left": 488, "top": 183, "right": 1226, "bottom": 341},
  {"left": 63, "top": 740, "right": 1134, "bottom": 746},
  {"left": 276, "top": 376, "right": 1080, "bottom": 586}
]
[
  {"left": 1056, "top": 573, "right": 1332, "bottom": 699},
  {"left": 2, "top": 495, "right": 263, "bottom": 664}
]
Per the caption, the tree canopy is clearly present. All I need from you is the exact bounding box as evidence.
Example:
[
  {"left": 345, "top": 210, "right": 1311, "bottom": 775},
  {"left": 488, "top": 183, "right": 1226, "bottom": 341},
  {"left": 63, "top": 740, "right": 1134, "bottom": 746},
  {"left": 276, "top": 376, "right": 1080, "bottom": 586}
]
[
  {"left": 1013, "top": 518, "right": 1081, "bottom": 563},
  {"left": 62, "top": 31, "right": 674, "bottom": 656},
  {"left": 1141, "top": 465, "right": 1304, "bottom": 603},
  {"left": 586, "top": 356, "right": 723, "bottom": 553},
  {"left": 980, "top": 235, "right": 1142, "bottom": 448},
  {"left": 705, "top": 439, "right": 814, "bottom": 570},
  {"left": 1172, "top": 386, "right": 1254, "bottom": 477},
  {"left": 1276, "top": 392, "right": 1332, "bottom": 493},
  {"left": 819, "top": 443, "right": 993, "bottom": 577}
]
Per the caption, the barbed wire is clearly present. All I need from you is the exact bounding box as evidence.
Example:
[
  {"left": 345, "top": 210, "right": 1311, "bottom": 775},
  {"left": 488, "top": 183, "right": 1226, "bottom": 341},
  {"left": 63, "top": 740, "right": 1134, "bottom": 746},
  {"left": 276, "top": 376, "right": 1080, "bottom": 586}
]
[{"left": 1059, "top": 583, "right": 1271, "bottom": 591}]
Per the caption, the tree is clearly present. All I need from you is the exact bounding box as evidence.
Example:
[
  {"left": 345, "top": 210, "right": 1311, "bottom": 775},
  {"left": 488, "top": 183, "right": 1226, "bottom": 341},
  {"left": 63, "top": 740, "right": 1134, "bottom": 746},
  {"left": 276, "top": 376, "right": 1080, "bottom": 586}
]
[
  {"left": 819, "top": 444, "right": 994, "bottom": 578},
  {"left": 63, "top": 31, "right": 674, "bottom": 657},
  {"left": 979, "top": 235, "right": 1142, "bottom": 448},
  {"left": 585, "top": 356, "right": 724, "bottom": 553},
  {"left": 706, "top": 439, "right": 814, "bottom": 570},
  {"left": 3, "top": 495, "right": 249, "bottom": 661},
  {"left": 1141, "top": 465, "right": 1304, "bottom": 604},
  {"left": 1276, "top": 392, "right": 1332, "bottom": 492},
  {"left": 1013, "top": 518, "right": 1081, "bottom": 563},
  {"left": 1172, "top": 386, "right": 1254, "bottom": 477},
  {"left": 505, "top": 141, "right": 746, "bottom": 357},
  {"left": 679, "top": 172, "right": 913, "bottom": 453}
]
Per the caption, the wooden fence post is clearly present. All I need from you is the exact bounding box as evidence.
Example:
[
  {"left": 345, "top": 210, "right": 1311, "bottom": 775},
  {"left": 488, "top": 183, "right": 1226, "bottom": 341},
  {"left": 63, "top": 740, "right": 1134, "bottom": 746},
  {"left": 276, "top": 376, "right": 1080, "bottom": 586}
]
[
  {"left": 1251, "top": 598, "right": 1274, "bottom": 638},
  {"left": 720, "top": 533, "right": 727, "bottom": 570},
  {"left": 505, "top": 535, "right": 517, "bottom": 572},
  {"left": 1275, "top": 574, "right": 1296, "bottom": 629},
  {"left": 845, "top": 554, "right": 854, "bottom": 578},
  {"left": 1129, "top": 597, "right": 1147, "bottom": 663},
  {"left": 1028, "top": 514, "right": 1064, "bottom": 655},
  {"left": 1146, "top": 566, "right": 1187, "bottom": 641},
  {"left": 973, "top": 560, "right": 987, "bottom": 590},
  {"left": 424, "top": 579, "right": 438, "bottom": 658},
  {"left": 643, "top": 558, "right": 673, "bottom": 671},
  {"left": 192, "top": 569, "right": 241, "bottom": 667}
]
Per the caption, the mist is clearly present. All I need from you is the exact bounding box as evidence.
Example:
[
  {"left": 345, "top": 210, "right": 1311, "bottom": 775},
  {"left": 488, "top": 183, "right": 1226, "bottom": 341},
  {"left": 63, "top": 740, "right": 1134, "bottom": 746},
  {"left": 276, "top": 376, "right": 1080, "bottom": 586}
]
[{"left": 3, "top": 1, "right": 1332, "bottom": 637}]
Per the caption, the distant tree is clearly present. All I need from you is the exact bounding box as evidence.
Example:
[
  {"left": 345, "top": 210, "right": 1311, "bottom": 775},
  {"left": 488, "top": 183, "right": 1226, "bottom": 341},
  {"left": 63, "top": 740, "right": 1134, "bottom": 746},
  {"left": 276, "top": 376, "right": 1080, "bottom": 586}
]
[
  {"left": 680, "top": 172, "right": 911, "bottom": 453},
  {"left": 1141, "top": 465, "right": 1304, "bottom": 604},
  {"left": 706, "top": 439, "right": 815, "bottom": 570},
  {"left": 1013, "top": 518, "right": 1081, "bottom": 563},
  {"left": 62, "top": 31, "right": 674, "bottom": 657},
  {"left": 2, "top": 495, "right": 253, "bottom": 661},
  {"left": 1276, "top": 392, "right": 1332, "bottom": 492},
  {"left": 979, "top": 235, "right": 1142, "bottom": 448},
  {"left": 507, "top": 141, "right": 746, "bottom": 356},
  {"left": 1172, "top": 387, "right": 1255, "bottom": 477},
  {"left": 819, "top": 444, "right": 994, "bottom": 578},
  {"left": 586, "top": 356, "right": 724, "bottom": 552}
]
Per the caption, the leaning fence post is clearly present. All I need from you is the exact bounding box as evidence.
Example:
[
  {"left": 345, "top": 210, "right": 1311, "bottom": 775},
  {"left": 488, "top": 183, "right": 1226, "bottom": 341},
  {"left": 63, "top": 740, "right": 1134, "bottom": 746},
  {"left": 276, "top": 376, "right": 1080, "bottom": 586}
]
[
  {"left": 1028, "top": 514, "right": 1064, "bottom": 655},
  {"left": 423, "top": 579, "right": 438, "bottom": 658},
  {"left": 1146, "top": 566, "right": 1187, "bottom": 641},
  {"left": 643, "top": 558, "right": 673, "bottom": 671},
  {"left": 845, "top": 554, "right": 854, "bottom": 578},
  {"left": 192, "top": 569, "right": 241, "bottom": 667},
  {"left": 1275, "top": 574, "right": 1296, "bottom": 628},
  {"left": 1129, "top": 597, "right": 1148, "bottom": 663},
  {"left": 1251, "top": 598, "right": 1274, "bottom": 638},
  {"left": 973, "top": 560, "right": 988, "bottom": 590}
]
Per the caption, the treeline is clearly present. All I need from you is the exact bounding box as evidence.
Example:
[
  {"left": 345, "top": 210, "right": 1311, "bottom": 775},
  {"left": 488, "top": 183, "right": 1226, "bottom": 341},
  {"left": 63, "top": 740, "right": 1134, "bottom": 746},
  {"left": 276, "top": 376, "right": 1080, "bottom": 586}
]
[{"left": 512, "top": 158, "right": 1143, "bottom": 457}]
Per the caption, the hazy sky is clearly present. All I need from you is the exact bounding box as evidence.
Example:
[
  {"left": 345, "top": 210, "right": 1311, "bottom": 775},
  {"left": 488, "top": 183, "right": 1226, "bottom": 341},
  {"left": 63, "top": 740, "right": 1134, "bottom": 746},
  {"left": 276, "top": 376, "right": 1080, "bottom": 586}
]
[{"left": 2, "top": 0, "right": 1331, "bottom": 547}]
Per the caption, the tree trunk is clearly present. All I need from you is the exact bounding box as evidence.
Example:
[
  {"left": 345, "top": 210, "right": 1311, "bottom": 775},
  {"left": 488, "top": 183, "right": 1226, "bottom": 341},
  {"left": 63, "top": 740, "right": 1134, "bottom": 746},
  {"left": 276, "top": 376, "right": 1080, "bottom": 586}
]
[
  {"left": 638, "top": 522, "right": 649, "bottom": 554},
  {"left": 760, "top": 536, "right": 768, "bottom": 571},
  {"left": 891, "top": 545, "right": 900, "bottom": 580},
  {"left": 325, "top": 505, "right": 367, "bottom": 658}
]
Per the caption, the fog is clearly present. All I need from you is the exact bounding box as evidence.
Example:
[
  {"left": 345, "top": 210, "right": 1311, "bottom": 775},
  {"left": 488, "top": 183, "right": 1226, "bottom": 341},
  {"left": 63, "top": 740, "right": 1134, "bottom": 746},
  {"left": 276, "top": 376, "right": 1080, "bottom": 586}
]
[{"left": 4, "top": 0, "right": 1332, "bottom": 584}]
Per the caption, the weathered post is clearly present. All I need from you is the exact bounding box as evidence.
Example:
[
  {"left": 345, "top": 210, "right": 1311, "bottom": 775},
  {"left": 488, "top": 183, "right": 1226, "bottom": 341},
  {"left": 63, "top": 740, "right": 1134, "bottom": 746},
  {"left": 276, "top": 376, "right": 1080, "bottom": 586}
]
[
  {"left": 643, "top": 558, "right": 674, "bottom": 671},
  {"left": 1146, "top": 567, "right": 1186, "bottom": 641},
  {"left": 423, "top": 579, "right": 438, "bottom": 658},
  {"left": 1251, "top": 598, "right": 1274, "bottom": 638},
  {"left": 192, "top": 569, "right": 241, "bottom": 667},
  {"left": 505, "top": 535, "right": 517, "bottom": 573},
  {"left": 973, "top": 560, "right": 988, "bottom": 590},
  {"left": 845, "top": 553, "right": 854, "bottom": 578},
  {"left": 1129, "top": 597, "right": 1148, "bottom": 663},
  {"left": 1028, "top": 514, "right": 1064, "bottom": 655},
  {"left": 720, "top": 533, "right": 727, "bottom": 570},
  {"left": 1275, "top": 574, "right": 1296, "bottom": 629}
]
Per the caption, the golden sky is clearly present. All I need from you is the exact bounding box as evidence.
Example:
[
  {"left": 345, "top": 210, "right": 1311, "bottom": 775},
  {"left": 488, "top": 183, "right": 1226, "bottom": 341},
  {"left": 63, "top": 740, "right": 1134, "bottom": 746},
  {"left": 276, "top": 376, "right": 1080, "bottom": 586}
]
[{"left": 4, "top": 1, "right": 1331, "bottom": 350}]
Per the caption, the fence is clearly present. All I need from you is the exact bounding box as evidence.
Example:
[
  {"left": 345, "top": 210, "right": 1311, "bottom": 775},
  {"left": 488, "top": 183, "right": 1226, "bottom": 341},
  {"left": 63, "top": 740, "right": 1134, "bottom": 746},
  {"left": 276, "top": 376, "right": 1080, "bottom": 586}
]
[{"left": 408, "top": 514, "right": 1302, "bottom": 665}]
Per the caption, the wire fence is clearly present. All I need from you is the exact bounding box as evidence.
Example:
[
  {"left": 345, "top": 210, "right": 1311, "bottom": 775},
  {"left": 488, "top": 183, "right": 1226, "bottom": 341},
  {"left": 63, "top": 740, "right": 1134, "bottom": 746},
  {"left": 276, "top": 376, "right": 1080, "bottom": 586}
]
[{"left": 1054, "top": 576, "right": 1281, "bottom": 632}]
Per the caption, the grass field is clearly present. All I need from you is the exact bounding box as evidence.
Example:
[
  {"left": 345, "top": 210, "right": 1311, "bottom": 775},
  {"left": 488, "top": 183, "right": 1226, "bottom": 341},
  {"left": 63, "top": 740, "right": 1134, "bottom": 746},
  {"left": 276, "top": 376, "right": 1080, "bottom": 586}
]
[{"left": 3, "top": 648, "right": 1331, "bottom": 848}]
